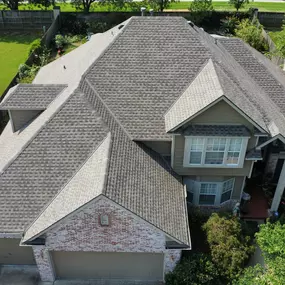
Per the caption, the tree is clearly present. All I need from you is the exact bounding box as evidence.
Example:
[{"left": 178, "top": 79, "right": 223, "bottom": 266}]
[
  {"left": 228, "top": 0, "right": 249, "bottom": 12},
  {"left": 235, "top": 19, "right": 269, "bottom": 53},
  {"left": 71, "top": 0, "right": 96, "bottom": 12},
  {"left": 235, "top": 222, "right": 285, "bottom": 285},
  {"left": 2, "top": 0, "right": 21, "bottom": 10},
  {"left": 145, "top": 0, "right": 176, "bottom": 12},
  {"left": 189, "top": 0, "right": 213, "bottom": 25},
  {"left": 165, "top": 253, "right": 223, "bottom": 285},
  {"left": 203, "top": 213, "right": 254, "bottom": 281}
]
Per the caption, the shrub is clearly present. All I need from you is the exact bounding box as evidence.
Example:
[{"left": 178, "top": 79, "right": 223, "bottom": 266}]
[
  {"left": 88, "top": 21, "right": 108, "bottom": 33},
  {"left": 61, "top": 13, "right": 88, "bottom": 35},
  {"left": 28, "top": 39, "right": 42, "bottom": 56},
  {"left": 165, "top": 253, "right": 222, "bottom": 285},
  {"left": 221, "top": 16, "right": 239, "bottom": 35},
  {"left": 189, "top": 0, "right": 213, "bottom": 26},
  {"left": 55, "top": 34, "right": 68, "bottom": 49},
  {"left": 235, "top": 19, "right": 269, "bottom": 53},
  {"left": 203, "top": 213, "right": 254, "bottom": 281}
]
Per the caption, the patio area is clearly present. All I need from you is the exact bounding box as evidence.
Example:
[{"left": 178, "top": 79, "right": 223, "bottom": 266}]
[{"left": 240, "top": 185, "right": 269, "bottom": 220}]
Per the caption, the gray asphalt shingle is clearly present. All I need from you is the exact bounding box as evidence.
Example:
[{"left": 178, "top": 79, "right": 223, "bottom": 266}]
[{"left": 0, "top": 84, "right": 67, "bottom": 110}]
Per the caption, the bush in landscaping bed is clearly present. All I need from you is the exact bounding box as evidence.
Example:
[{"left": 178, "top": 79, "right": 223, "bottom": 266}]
[
  {"left": 235, "top": 19, "right": 269, "bottom": 53},
  {"left": 203, "top": 213, "right": 254, "bottom": 281},
  {"left": 165, "top": 253, "right": 223, "bottom": 285},
  {"left": 28, "top": 38, "right": 43, "bottom": 56}
]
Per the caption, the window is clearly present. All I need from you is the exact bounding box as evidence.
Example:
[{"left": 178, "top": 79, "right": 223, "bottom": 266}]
[
  {"left": 199, "top": 183, "right": 218, "bottom": 205},
  {"left": 184, "top": 136, "right": 248, "bottom": 168},
  {"left": 185, "top": 178, "right": 235, "bottom": 206},
  {"left": 221, "top": 178, "right": 234, "bottom": 203},
  {"left": 189, "top": 138, "right": 204, "bottom": 164},
  {"left": 205, "top": 138, "right": 226, "bottom": 164}
]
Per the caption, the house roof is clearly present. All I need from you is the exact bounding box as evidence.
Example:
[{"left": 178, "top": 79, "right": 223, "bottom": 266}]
[
  {"left": 0, "top": 84, "right": 66, "bottom": 110},
  {"left": 164, "top": 59, "right": 224, "bottom": 132},
  {"left": 3, "top": 16, "right": 285, "bottom": 248},
  {"left": 22, "top": 133, "right": 111, "bottom": 243}
]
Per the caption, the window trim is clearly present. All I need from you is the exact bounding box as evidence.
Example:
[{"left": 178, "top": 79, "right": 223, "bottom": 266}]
[
  {"left": 183, "top": 136, "right": 248, "bottom": 168},
  {"left": 187, "top": 178, "right": 235, "bottom": 206}
]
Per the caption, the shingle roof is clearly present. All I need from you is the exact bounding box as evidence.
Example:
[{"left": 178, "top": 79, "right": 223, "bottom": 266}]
[
  {"left": 0, "top": 84, "right": 66, "bottom": 110},
  {"left": 4, "top": 16, "right": 285, "bottom": 248},
  {"left": 165, "top": 59, "right": 223, "bottom": 132},
  {"left": 22, "top": 133, "right": 111, "bottom": 243},
  {"left": 85, "top": 16, "right": 211, "bottom": 140},
  {"left": 0, "top": 90, "right": 110, "bottom": 232},
  {"left": 181, "top": 125, "right": 251, "bottom": 137}
]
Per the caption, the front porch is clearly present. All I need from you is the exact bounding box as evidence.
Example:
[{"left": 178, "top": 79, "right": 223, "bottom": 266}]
[{"left": 240, "top": 181, "right": 269, "bottom": 220}]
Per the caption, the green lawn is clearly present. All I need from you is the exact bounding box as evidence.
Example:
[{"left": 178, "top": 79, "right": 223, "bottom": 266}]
[
  {"left": 170, "top": 2, "right": 285, "bottom": 11},
  {"left": 0, "top": 33, "right": 40, "bottom": 96},
  {"left": 2, "top": 2, "right": 285, "bottom": 12}
]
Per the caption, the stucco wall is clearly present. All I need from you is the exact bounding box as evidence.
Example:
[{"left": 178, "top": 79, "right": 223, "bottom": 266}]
[{"left": 33, "top": 197, "right": 178, "bottom": 282}]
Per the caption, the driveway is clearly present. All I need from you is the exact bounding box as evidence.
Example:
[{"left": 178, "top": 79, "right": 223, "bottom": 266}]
[{"left": 0, "top": 265, "right": 39, "bottom": 285}]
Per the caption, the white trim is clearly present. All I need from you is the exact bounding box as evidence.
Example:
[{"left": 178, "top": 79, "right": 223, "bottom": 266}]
[
  {"left": 169, "top": 97, "right": 267, "bottom": 133},
  {"left": 183, "top": 136, "right": 248, "bottom": 168},
  {"left": 0, "top": 233, "right": 22, "bottom": 238},
  {"left": 187, "top": 178, "right": 235, "bottom": 206},
  {"left": 23, "top": 195, "right": 188, "bottom": 247},
  {"left": 8, "top": 110, "right": 16, "bottom": 133},
  {"left": 222, "top": 97, "right": 267, "bottom": 133},
  {"left": 257, "top": 134, "right": 285, "bottom": 149},
  {"left": 240, "top": 176, "right": 246, "bottom": 202},
  {"left": 169, "top": 97, "right": 224, "bottom": 132},
  {"left": 171, "top": 135, "right": 175, "bottom": 168}
]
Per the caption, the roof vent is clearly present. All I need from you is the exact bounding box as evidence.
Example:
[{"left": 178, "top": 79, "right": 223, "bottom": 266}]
[
  {"left": 118, "top": 24, "right": 124, "bottom": 30},
  {"left": 187, "top": 21, "right": 194, "bottom": 27},
  {"left": 141, "top": 7, "right": 146, "bottom": 16}
]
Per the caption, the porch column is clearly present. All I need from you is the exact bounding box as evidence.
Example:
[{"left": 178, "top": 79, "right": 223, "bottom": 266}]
[{"left": 271, "top": 160, "right": 285, "bottom": 211}]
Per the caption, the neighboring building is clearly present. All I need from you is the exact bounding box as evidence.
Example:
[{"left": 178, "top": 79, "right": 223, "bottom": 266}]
[{"left": 0, "top": 16, "right": 285, "bottom": 282}]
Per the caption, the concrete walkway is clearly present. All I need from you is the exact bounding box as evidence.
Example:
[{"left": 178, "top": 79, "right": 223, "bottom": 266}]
[
  {"left": 0, "top": 265, "right": 39, "bottom": 285},
  {"left": 247, "top": 220, "right": 265, "bottom": 268}
]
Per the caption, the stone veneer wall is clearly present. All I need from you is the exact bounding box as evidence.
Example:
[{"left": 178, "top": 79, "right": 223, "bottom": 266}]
[{"left": 33, "top": 196, "right": 177, "bottom": 282}]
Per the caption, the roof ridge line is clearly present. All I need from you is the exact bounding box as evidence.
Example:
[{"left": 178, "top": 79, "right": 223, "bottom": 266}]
[
  {"left": 22, "top": 133, "right": 112, "bottom": 242},
  {"left": 164, "top": 58, "right": 211, "bottom": 117},
  {"left": 80, "top": 17, "right": 134, "bottom": 83},
  {"left": 84, "top": 78, "right": 133, "bottom": 140}
]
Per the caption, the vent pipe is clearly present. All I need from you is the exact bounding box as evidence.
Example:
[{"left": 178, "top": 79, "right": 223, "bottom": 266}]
[{"left": 141, "top": 7, "right": 146, "bottom": 16}]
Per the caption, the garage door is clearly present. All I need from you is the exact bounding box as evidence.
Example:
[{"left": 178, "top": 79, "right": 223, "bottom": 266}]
[
  {"left": 52, "top": 251, "right": 164, "bottom": 280},
  {"left": 0, "top": 238, "right": 35, "bottom": 265}
]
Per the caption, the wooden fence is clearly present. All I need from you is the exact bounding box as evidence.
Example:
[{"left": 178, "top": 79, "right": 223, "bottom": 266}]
[{"left": 0, "top": 10, "right": 53, "bottom": 30}]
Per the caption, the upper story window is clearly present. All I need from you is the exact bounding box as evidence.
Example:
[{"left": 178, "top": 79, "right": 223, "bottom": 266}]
[{"left": 184, "top": 136, "right": 248, "bottom": 168}]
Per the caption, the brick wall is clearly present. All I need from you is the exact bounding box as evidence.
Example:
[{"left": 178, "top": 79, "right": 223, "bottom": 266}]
[
  {"left": 46, "top": 196, "right": 165, "bottom": 252},
  {"left": 34, "top": 196, "right": 181, "bottom": 282}
]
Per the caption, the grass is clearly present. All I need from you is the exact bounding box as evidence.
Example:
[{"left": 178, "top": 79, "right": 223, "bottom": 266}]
[
  {"left": 2, "top": 2, "right": 285, "bottom": 12},
  {"left": 0, "top": 32, "right": 40, "bottom": 95}
]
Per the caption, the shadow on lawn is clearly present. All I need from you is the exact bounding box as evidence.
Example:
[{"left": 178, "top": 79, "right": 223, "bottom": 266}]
[{"left": 0, "top": 31, "right": 42, "bottom": 44}]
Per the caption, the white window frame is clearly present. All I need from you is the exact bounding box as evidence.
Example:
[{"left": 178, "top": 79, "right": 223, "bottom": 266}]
[
  {"left": 183, "top": 136, "right": 249, "bottom": 168},
  {"left": 186, "top": 178, "right": 235, "bottom": 206}
]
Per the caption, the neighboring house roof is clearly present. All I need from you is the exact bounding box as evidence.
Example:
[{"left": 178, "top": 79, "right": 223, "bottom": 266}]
[
  {"left": 181, "top": 125, "right": 251, "bottom": 137},
  {"left": 3, "top": 16, "right": 285, "bottom": 248},
  {"left": 0, "top": 84, "right": 66, "bottom": 110}
]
